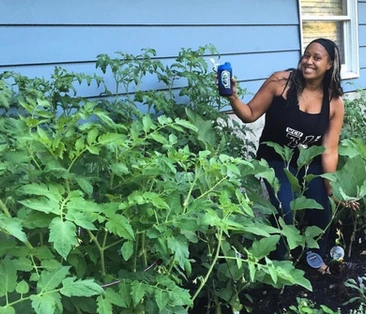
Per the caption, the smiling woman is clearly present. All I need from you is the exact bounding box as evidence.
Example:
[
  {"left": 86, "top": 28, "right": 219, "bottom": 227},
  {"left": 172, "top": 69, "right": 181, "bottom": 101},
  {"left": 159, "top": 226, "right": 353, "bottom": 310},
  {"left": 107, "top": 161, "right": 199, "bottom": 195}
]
[
  {"left": 300, "top": 0, "right": 359, "bottom": 79},
  {"left": 217, "top": 38, "right": 354, "bottom": 274}
]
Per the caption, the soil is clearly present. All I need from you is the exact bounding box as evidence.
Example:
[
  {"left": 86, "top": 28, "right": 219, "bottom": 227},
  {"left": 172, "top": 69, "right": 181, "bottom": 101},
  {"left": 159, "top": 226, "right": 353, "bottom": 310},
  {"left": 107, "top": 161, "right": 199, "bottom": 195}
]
[
  {"left": 190, "top": 226, "right": 366, "bottom": 314},
  {"left": 249, "top": 250, "right": 366, "bottom": 314}
]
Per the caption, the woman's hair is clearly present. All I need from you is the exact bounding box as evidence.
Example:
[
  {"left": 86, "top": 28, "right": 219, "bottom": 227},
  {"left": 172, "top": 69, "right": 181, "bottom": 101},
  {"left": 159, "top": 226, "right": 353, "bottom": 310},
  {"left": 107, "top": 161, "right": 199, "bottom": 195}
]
[{"left": 286, "top": 38, "right": 343, "bottom": 106}]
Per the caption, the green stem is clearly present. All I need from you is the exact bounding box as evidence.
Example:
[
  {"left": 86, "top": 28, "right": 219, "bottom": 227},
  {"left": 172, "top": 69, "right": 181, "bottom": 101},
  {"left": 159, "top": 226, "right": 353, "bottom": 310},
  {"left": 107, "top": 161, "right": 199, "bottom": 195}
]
[
  {"left": 67, "top": 148, "right": 88, "bottom": 172},
  {"left": 87, "top": 230, "right": 106, "bottom": 277},
  {"left": 30, "top": 254, "right": 40, "bottom": 276},
  {"left": 109, "top": 172, "right": 115, "bottom": 189},
  {"left": 25, "top": 146, "right": 42, "bottom": 171},
  {"left": 39, "top": 231, "right": 44, "bottom": 246},
  {"left": 348, "top": 214, "right": 357, "bottom": 258},
  {"left": 183, "top": 176, "right": 198, "bottom": 212},
  {"left": 191, "top": 229, "right": 223, "bottom": 304},
  {"left": 58, "top": 116, "right": 80, "bottom": 143},
  {"left": 102, "top": 229, "right": 108, "bottom": 248},
  {"left": 0, "top": 199, "right": 12, "bottom": 218},
  {"left": 167, "top": 256, "right": 175, "bottom": 275},
  {"left": 141, "top": 233, "right": 147, "bottom": 268},
  {"left": 196, "top": 176, "right": 229, "bottom": 201},
  {"left": 115, "top": 74, "right": 119, "bottom": 96},
  {"left": 104, "top": 239, "right": 124, "bottom": 251},
  {"left": 133, "top": 234, "right": 139, "bottom": 272},
  {"left": 7, "top": 288, "right": 62, "bottom": 307}
]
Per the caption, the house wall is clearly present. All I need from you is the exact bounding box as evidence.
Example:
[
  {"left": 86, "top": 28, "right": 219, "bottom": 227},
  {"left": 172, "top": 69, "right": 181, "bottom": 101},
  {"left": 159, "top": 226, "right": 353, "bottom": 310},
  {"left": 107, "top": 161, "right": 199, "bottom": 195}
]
[
  {"left": 358, "top": 0, "right": 366, "bottom": 89},
  {"left": 0, "top": 0, "right": 299, "bottom": 100},
  {"left": 1, "top": 0, "right": 365, "bottom": 117}
]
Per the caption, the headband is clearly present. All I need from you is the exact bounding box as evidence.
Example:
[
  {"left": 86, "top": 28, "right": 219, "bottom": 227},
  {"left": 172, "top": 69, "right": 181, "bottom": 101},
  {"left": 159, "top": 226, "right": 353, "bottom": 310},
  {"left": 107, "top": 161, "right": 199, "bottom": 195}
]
[{"left": 310, "top": 38, "right": 335, "bottom": 61}]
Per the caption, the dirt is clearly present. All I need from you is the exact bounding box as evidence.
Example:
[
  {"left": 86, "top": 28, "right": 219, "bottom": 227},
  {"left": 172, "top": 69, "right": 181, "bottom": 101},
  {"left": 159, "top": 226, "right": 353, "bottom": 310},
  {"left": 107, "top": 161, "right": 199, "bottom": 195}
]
[
  {"left": 190, "top": 234, "right": 366, "bottom": 313},
  {"left": 250, "top": 258, "right": 366, "bottom": 313},
  {"left": 249, "top": 240, "right": 366, "bottom": 314}
]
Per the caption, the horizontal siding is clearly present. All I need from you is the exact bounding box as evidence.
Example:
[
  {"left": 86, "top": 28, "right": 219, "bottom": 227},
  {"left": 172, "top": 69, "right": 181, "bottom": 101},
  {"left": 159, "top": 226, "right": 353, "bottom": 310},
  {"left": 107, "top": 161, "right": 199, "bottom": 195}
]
[
  {"left": 359, "top": 25, "right": 366, "bottom": 46},
  {"left": 359, "top": 1, "right": 366, "bottom": 24},
  {"left": 1, "top": 25, "right": 300, "bottom": 66},
  {"left": 359, "top": 47, "right": 366, "bottom": 69},
  {"left": 355, "top": 1, "right": 366, "bottom": 91},
  {"left": 2, "top": 0, "right": 365, "bottom": 98},
  {"left": 0, "top": 0, "right": 298, "bottom": 25},
  {"left": 344, "top": 68, "right": 366, "bottom": 92},
  {"left": 0, "top": 0, "right": 302, "bottom": 102}
]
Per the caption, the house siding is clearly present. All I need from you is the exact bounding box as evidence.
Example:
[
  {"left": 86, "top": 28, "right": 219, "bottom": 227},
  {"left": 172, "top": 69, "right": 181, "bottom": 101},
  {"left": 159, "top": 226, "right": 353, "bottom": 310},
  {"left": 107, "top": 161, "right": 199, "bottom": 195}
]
[
  {"left": 0, "top": 0, "right": 365, "bottom": 101},
  {"left": 359, "top": 1, "right": 366, "bottom": 77}
]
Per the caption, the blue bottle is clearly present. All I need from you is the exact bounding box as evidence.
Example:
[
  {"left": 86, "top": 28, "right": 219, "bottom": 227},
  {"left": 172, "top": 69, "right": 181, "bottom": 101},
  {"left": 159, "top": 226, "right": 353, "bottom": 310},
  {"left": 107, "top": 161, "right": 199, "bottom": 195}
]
[{"left": 217, "top": 62, "right": 233, "bottom": 96}]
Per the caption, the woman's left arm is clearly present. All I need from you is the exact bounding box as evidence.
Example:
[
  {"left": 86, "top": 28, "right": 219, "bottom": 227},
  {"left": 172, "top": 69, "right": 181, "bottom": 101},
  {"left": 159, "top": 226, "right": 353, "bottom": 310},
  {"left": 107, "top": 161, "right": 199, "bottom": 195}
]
[{"left": 321, "top": 96, "right": 345, "bottom": 196}]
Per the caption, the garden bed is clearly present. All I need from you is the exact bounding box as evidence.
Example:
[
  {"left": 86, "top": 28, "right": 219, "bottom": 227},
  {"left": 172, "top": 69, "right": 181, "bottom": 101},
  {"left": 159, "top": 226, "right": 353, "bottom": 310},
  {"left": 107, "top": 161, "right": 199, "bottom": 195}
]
[
  {"left": 190, "top": 227, "right": 366, "bottom": 313},
  {"left": 250, "top": 248, "right": 366, "bottom": 313}
]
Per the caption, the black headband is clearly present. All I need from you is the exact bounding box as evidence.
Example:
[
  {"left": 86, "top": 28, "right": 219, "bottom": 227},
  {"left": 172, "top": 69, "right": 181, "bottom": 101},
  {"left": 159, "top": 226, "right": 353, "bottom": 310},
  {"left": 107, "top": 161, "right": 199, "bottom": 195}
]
[{"left": 310, "top": 38, "right": 335, "bottom": 61}]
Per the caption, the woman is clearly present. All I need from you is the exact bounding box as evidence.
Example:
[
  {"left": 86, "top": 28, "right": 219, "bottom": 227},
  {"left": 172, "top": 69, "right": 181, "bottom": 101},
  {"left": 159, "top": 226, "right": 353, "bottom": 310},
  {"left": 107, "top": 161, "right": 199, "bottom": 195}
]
[{"left": 222, "top": 38, "right": 358, "bottom": 272}]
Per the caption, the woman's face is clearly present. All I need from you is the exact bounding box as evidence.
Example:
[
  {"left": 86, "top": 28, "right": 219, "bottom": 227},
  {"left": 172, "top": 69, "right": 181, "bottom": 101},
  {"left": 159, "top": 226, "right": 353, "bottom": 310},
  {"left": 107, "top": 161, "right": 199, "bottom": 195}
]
[{"left": 300, "top": 42, "right": 333, "bottom": 80}]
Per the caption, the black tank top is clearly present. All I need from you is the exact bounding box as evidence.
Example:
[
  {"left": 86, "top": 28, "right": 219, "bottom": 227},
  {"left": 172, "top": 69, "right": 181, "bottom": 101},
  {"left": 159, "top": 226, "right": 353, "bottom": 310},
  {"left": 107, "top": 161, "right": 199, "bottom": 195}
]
[{"left": 256, "top": 86, "right": 330, "bottom": 166}]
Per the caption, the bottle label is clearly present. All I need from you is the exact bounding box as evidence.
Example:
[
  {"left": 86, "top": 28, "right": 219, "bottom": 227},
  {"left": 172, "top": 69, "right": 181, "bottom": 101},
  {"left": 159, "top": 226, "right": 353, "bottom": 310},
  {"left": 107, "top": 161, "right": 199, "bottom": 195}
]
[{"left": 220, "top": 70, "right": 231, "bottom": 89}]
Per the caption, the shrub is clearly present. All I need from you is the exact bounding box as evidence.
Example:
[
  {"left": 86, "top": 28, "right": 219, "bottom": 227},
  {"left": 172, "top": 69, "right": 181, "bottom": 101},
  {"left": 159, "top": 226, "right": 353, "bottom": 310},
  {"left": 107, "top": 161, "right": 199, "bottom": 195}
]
[{"left": 1, "top": 45, "right": 358, "bottom": 314}]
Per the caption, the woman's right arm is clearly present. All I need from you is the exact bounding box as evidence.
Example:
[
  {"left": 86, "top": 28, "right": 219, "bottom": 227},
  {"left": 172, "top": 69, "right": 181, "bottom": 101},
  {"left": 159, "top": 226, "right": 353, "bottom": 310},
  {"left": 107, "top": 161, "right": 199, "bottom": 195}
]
[{"left": 226, "top": 72, "right": 286, "bottom": 123}]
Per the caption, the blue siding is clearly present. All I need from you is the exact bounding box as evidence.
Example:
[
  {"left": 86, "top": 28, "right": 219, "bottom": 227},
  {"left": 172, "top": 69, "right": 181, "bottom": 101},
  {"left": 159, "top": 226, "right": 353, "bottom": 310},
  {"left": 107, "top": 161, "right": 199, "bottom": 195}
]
[
  {"left": 1, "top": 0, "right": 365, "bottom": 101},
  {"left": 1, "top": 25, "right": 300, "bottom": 66},
  {"left": 0, "top": 0, "right": 300, "bottom": 103},
  {"left": 346, "top": 1, "right": 366, "bottom": 91},
  {"left": 0, "top": 0, "right": 298, "bottom": 25}
]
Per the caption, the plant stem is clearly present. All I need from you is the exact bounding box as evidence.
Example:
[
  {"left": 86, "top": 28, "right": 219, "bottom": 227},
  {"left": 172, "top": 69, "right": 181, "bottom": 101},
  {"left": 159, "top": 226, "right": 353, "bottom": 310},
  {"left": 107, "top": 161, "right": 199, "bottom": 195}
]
[
  {"left": 0, "top": 199, "right": 12, "bottom": 217},
  {"left": 104, "top": 239, "right": 124, "bottom": 251},
  {"left": 166, "top": 254, "right": 177, "bottom": 275},
  {"left": 102, "top": 229, "right": 108, "bottom": 248},
  {"left": 348, "top": 215, "right": 357, "bottom": 258},
  {"left": 7, "top": 288, "right": 62, "bottom": 307},
  {"left": 140, "top": 232, "right": 147, "bottom": 268},
  {"left": 87, "top": 230, "right": 106, "bottom": 277},
  {"left": 133, "top": 234, "right": 139, "bottom": 272},
  {"left": 182, "top": 175, "right": 198, "bottom": 213},
  {"left": 191, "top": 229, "right": 223, "bottom": 304},
  {"left": 196, "top": 176, "right": 229, "bottom": 201},
  {"left": 30, "top": 254, "right": 40, "bottom": 276}
]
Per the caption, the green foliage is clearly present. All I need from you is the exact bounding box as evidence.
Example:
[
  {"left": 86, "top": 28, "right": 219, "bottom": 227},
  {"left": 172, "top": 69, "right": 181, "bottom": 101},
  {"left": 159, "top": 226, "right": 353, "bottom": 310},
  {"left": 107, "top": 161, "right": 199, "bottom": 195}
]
[
  {"left": 0, "top": 45, "right": 327, "bottom": 313},
  {"left": 326, "top": 137, "right": 366, "bottom": 258},
  {"left": 288, "top": 297, "right": 341, "bottom": 314},
  {"left": 261, "top": 138, "right": 366, "bottom": 265},
  {"left": 95, "top": 44, "right": 256, "bottom": 159},
  {"left": 344, "top": 275, "right": 366, "bottom": 307},
  {"left": 349, "top": 304, "right": 366, "bottom": 314},
  {"left": 341, "top": 86, "right": 366, "bottom": 142},
  {"left": 260, "top": 143, "right": 333, "bottom": 260},
  {"left": 338, "top": 86, "right": 366, "bottom": 257}
]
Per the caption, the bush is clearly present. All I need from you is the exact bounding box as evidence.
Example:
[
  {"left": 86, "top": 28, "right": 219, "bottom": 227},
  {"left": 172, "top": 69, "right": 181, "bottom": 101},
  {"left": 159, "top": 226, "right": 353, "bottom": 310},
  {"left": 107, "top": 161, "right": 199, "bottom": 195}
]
[{"left": 1, "top": 45, "right": 364, "bottom": 314}]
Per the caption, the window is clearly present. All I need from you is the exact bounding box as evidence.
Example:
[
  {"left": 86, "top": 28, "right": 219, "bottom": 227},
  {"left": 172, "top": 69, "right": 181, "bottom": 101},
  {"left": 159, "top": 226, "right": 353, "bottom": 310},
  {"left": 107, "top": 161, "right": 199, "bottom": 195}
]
[{"left": 299, "top": 0, "right": 359, "bottom": 79}]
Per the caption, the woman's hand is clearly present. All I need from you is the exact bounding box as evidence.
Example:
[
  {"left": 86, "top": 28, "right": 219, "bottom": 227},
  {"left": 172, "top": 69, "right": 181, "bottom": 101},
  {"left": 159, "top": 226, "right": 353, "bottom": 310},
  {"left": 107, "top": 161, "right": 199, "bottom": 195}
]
[
  {"left": 227, "top": 77, "right": 238, "bottom": 100},
  {"left": 343, "top": 200, "right": 360, "bottom": 211},
  {"left": 330, "top": 195, "right": 360, "bottom": 211}
]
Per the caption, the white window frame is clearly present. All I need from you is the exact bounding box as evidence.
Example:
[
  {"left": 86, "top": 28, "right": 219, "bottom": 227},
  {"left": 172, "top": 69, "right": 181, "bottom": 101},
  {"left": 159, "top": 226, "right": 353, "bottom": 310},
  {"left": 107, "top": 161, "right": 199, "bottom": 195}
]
[{"left": 299, "top": 0, "right": 359, "bottom": 79}]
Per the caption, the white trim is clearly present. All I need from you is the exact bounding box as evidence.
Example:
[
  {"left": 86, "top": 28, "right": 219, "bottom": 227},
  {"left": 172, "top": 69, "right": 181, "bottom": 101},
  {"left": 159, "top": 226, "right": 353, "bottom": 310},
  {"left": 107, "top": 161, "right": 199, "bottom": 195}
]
[{"left": 302, "top": 16, "right": 351, "bottom": 22}]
